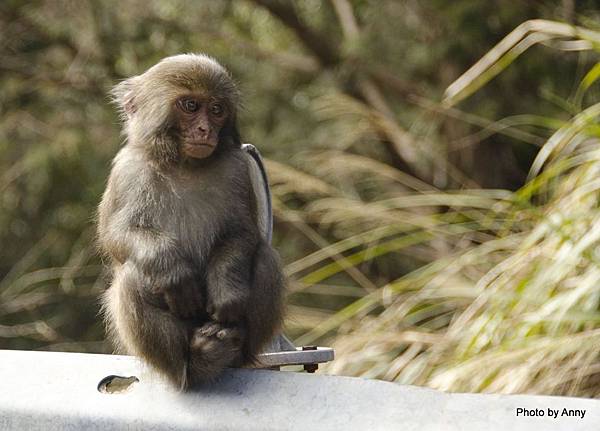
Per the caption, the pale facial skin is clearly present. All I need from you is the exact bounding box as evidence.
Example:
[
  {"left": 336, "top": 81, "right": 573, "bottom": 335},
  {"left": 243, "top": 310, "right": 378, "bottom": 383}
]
[{"left": 174, "top": 95, "right": 228, "bottom": 159}]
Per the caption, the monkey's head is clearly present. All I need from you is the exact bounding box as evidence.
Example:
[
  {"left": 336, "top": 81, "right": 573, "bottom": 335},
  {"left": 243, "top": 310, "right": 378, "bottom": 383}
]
[{"left": 112, "top": 54, "right": 241, "bottom": 164}]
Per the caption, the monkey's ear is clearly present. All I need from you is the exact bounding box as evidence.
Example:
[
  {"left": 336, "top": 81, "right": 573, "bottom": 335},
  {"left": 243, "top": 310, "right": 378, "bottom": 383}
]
[{"left": 111, "top": 77, "right": 140, "bottom": 118}]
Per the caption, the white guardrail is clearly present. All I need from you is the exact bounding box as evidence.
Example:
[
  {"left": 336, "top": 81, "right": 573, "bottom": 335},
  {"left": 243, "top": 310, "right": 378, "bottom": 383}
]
[{"left": 0, "top": 349, "right": 598, "bottom": 430}]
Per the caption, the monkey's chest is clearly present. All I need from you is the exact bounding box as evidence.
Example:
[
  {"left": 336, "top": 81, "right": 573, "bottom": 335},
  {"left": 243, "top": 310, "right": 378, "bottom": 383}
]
[{"left": 162, "top": 183, "right": 252, "bottom": 252}]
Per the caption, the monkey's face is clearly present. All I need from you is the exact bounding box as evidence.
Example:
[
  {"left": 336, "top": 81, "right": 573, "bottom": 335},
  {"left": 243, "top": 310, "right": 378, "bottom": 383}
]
[
  {"left": 112, "top": 54, "right": 241, "bottom": 165},
  {"left": 174, "top": 95, "right": 228, "bottom": 159}
]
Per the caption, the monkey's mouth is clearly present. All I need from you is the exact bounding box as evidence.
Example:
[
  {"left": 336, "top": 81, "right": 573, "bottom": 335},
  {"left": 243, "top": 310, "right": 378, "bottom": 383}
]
[
  {"left": 189, "top": 143, "right": 214, "bottom": 147},
  {"left": 183, "top": 142, "right": 217, "bottom": 159}
]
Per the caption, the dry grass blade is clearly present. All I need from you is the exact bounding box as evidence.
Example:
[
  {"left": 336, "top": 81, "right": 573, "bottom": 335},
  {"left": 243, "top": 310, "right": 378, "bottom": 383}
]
[{"left": 444, "top": 20, "right": 600, "bottom": 106}]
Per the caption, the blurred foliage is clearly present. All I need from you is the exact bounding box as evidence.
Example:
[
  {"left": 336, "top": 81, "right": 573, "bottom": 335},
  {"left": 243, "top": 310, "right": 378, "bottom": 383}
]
[{"left": 1, "top": 0, "right": 600, "bottom": 397}]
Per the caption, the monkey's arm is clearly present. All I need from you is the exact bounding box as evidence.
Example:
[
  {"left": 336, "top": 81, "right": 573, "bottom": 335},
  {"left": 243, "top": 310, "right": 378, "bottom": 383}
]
[
  {"left": 245, "top": 240, "right": 285, "bottom": 357},
  {"left": 206, "top": 235, "right": 284, "bottom": 358},
  {"left": 205, "top": 233, "right": 256, "bottom": 324},
  {"left": 98, "top": 171, "right": 204, "bottom": 317}
]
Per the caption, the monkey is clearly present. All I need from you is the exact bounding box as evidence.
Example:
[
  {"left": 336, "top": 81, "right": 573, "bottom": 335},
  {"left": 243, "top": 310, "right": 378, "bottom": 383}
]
[{"left": 97, "top": 54, "right": 285, "bottom": 390}]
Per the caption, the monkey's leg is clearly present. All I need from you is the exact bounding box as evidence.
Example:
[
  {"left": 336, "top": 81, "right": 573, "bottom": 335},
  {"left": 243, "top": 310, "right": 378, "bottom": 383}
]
[
  {"left": 205, "top": 237, "right": 284, "bottom": 364},
  {"left": 243, "top": 240, "right": 285, "bottom": 360},
  {"left": 205, "top": 235, "right": 255, "bottom": 324},
  {"left": 103, "top": 262, "right": 191, "bottom": 390}
]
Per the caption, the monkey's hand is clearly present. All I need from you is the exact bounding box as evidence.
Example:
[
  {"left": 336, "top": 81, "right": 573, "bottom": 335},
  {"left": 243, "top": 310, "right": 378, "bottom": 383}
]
[{"left": 205, "top": 237, "right": 254, "bottom": 324}]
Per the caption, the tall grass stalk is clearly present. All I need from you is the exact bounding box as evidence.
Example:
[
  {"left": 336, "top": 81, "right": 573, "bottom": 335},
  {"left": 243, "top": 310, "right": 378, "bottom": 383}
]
[{"left": 283, "top": 20, "right": 600, "bottom": 397}]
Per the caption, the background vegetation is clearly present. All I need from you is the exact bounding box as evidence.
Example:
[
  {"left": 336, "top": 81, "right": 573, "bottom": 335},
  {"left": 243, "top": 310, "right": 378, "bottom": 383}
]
[{"left": 1, "top": 0, "right": 600, "bottom": 397}]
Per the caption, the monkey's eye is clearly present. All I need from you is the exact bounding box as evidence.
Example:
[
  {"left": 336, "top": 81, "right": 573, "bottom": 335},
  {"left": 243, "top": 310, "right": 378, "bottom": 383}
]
[
  {"left": 180, "top": 98, "right": 200, "bottom": 113},
  {"left": 210, "top": 103, "right": 224, "bottom": 117}
]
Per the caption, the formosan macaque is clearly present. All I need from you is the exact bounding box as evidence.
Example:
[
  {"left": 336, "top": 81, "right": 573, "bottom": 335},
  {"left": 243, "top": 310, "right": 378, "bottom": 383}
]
[{"left": 98, "top": 54, "right": 285, "bottom": 390}]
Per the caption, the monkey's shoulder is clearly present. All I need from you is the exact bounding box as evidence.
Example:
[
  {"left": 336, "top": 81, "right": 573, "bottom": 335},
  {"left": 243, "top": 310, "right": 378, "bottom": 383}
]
[{"left": 108, "top": 146, "right": 155, "bottom": 185}]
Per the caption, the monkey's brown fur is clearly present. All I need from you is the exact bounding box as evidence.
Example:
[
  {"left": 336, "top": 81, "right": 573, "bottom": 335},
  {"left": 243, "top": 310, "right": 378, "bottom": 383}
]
[{"left": 98, "top": 54, "right": 285, "bottom": 390}]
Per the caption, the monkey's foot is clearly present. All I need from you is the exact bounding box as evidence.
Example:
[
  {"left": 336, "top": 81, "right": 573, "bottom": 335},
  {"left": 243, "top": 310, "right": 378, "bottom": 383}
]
[
  {"left": 188, "top": 323, "right": 243, "bottom": 383},
  {"left": 190, "top": 322, "right": 242, "bottom": 351},
  {"left": 194, "top": 322, "right": 239, "bottom": 341}
]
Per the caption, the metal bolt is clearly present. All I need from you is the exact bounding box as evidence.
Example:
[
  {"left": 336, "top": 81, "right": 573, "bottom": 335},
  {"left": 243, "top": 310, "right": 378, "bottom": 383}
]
[{"left": 302, "top": 346, "right": 318, "bottom": 373}]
